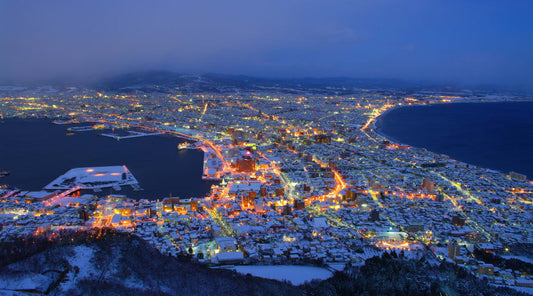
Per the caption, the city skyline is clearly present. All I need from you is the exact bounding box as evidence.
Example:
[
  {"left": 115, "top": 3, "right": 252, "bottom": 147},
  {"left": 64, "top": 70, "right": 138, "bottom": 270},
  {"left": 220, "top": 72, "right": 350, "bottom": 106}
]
[
  {"left": 1, "top": 1, "right": 533, "bottom": 294},
  {"left": 1, "top": 84, "right": 532, "bottom": 294}
]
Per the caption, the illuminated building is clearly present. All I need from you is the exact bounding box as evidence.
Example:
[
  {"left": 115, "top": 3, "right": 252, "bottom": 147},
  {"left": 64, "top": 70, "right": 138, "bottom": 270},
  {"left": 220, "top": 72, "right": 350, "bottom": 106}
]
[
  {"left": 451, "top": 214, "right": 466, "bottom": 227},
  {"left": 448, "top": 242, "right": 461, "bottom": 260},
  {"left": 231, "top": 129, "right": 246, "bottom": 145},
  {"left": 423, "top": 178, "right": 435, "bottom": 193},
  {"left": 260, "top": 186, "right": 267, "bottom": 197},
  {"left": 293, "top": 199, "right": 305, "bottom": 210},
  {"left": 274, "top": 188, "right": 285, "bottom": 198},
  {"left": 190, "top": 199, "right": 200, "bottom": 212},
  {"left": 241, "top": 191, "right": 256, "bottom": 209},
  {"left": 478, "top": 264, "right": 495, "bottom": 276},
  {"left": 369, "top": 209, "right": 380, "bottom": 222},
  {"left": 404, "top": 223, "right": 424, "bottom": 233},
  {"left": 314, "top": 134, "right": 331, "bottom": 144},
  {"left": 162, "top": 197, "right": 187, "bottom": 214},
  {"left": 236, "top": 158, "right": 255, "bottom": 173},
  {"left": 343, "top": 189, "right": 357, "bottom": 201},
  {"left": 79, "top": 208, "right": 90, "bottom": 221},
  {"left": 509, "top": 171, "right": 527, "bottom": 180}
]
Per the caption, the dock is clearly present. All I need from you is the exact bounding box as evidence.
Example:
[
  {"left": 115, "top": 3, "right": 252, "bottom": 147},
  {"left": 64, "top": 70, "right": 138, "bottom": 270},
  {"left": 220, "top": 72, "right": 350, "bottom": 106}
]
[
  {"left": 131, "top": 184, "right": 143, "bottom": 191},
  {"left": 100, "top": 130, "right": 163, "bottom": 140},
  {"left": 68, "top": 125, "right": 98, "bottom": 132}
]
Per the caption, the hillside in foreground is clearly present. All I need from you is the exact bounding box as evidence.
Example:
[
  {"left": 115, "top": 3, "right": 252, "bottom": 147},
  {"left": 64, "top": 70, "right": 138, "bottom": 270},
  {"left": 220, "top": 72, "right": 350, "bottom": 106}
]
[
  {"left": 0, "top": 229, "right": 301, "bottom": 296},
  {"left": 0, "top": 229, "right": 528, "bottom": 295}
]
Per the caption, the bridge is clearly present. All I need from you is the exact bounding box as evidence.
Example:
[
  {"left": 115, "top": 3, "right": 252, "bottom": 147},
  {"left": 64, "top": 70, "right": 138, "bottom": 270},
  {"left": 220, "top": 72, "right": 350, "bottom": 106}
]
[{"left": 44, "top": 186, "right": 83, "bottom": 207}]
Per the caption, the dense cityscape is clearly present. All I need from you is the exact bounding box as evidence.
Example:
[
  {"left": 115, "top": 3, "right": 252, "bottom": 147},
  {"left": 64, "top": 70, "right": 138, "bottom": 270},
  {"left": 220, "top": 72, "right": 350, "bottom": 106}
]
[{"left": 1, "top": 80, "right": 532, "bottom": 294}]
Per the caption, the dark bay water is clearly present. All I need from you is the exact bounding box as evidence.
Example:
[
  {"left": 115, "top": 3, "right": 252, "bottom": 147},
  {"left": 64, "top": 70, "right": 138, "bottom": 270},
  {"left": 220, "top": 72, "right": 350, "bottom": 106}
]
[
  {"left": 0, "top": 118, "right": 216, "bottom": 199},
  {"left": 377, "top": 101, "right": 533, "bottom": 178}
]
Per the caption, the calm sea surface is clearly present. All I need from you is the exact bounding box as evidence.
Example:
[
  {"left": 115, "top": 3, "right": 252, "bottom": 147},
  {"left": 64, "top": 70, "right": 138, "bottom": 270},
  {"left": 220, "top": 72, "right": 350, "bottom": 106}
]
[
  {"left": 0, "top": 118, "right": 217, "bottom": 199},
  {"left": 377, "top": 101, "right": 533, "bottom": 178}
]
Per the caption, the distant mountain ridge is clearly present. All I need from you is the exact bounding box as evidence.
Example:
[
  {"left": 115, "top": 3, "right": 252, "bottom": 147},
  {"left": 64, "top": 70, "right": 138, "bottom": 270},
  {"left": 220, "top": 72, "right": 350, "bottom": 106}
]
[
  {"left": 91, "top": 71, "right": 443, "bottom": 95},
  {"left": 2, "top": 70, "right": 529, "bottom": 95}
]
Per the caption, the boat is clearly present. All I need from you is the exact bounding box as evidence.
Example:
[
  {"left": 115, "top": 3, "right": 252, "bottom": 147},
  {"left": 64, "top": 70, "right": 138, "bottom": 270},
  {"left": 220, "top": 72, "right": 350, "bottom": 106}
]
[
  {"left": 52, "top": 119, "right": 68, "bottom": 125},
  {"left": 178, "top": 142, "right": 197, "bottom": 150},
  {"left": 0, "top": 171, "right": 10, "bottom": 177},
  {"left": 66, "top": 132, "right": 75, "bottom": 136},
  {"left": 92, "top": 124, "right": 106, "bottom": 130},
  {"left": 52, "top": 119, "right": 79, "bottom": 125}
]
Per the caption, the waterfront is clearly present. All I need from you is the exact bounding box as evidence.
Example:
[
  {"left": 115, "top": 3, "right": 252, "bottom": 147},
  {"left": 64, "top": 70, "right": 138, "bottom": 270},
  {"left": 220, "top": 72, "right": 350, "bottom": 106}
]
[
  {"left": 1, "top": 90, "right": 533, "bottom": 294},
  {"left": 0, "top": 118, "right": 216, "bottom": 199},
  {"left": 376, "top": 101, "right": 533, "bottom": 178}
]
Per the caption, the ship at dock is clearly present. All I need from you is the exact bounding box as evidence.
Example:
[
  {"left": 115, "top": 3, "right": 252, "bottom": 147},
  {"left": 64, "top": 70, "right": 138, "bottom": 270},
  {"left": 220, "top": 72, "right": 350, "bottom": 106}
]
[
  {"left": 177, "top": 141, "right": 197, "bottom": 150},
  {"left": 67, "top": 124, "right": 107, "bottom": 132},
  {"left": 52, "top": 119, "right": 79, "bottom": 125}
]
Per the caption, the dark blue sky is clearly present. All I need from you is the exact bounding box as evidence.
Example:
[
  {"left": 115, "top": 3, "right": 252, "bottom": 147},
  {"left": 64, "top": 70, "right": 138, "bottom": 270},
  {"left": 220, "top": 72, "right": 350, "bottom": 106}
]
[{"left": 1, "top": 0, "right": 532, "bottom": 86}]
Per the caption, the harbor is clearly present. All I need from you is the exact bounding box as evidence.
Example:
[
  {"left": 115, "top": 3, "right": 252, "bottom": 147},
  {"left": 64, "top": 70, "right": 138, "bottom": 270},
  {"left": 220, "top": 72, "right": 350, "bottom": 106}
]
[
  {"left": 100, "top": 130, "right": 164, "bottom": 140},
  {"left": 0, "top": 118, "right": 214, "bottom": 199}
]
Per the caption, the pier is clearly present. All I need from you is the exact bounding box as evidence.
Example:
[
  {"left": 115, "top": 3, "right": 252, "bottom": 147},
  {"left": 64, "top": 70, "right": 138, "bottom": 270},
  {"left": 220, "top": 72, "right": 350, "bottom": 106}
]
[
  {"left": 67, "top": 124, "right": 106, "bottom": 132},
  {"left": 100, "top": 130, "right": 163, "bottom": 140}
]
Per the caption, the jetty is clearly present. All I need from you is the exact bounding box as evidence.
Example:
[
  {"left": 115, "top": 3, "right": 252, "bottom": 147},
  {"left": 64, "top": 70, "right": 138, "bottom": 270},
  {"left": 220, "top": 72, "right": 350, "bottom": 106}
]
[{"left": 100, "top": 130, "right": 163, "bottom": 140}]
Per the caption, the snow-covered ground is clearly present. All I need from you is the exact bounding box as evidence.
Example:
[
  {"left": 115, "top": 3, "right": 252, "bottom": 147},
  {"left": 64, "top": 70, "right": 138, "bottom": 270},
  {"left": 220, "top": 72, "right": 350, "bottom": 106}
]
[
  {"left": 58, "top": 245, "right": 96, "bottom": 293},
  {"left": 502, "top": 255, "right": 533, "bottom": 265},
  {"left": 495, "top": 284, "right": 533, "bottom": 295},
  {"left": 233, "top": 265, "right": 333, "bottom": 285},
  {"left": 0, "top": 273, "right": 54, "bottom": 293}
]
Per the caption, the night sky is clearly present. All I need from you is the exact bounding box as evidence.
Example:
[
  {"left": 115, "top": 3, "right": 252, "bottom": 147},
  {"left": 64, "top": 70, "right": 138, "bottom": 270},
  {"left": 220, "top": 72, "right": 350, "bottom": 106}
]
[{"left": 1, "top": 0, "right": 532, "bottom": 86}]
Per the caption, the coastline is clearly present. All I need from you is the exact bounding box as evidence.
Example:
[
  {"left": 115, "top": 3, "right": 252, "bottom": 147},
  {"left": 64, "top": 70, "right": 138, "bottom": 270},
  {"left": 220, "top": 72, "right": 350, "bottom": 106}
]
[
  {"left": 0, "top": 118, "right": 215, "bottom": 199},
  {"left": 371, "top": 99, "right": 533, "bottom": 177}
]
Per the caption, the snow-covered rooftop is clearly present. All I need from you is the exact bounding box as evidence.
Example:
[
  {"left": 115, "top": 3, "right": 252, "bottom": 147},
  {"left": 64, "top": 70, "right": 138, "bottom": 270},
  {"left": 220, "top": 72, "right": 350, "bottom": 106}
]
[{"left": 44, "top": 165, "right": 139, "bottom": 189}]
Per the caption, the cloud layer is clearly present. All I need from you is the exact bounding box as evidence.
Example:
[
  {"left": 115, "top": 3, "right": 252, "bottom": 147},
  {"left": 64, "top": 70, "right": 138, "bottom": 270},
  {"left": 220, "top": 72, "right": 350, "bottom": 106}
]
[{"left": 1, "top": 0, "right": 532, "bottom": 86}]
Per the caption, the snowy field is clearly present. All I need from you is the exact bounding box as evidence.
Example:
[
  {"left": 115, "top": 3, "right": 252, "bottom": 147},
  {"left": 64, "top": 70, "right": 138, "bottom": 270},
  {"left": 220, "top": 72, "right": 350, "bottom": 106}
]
[
  {"left": 234, "top": 265, "right": 333, "bottom": 285},
  {"left": 58, "top": 245, "right": 97, "bottom": 293}
]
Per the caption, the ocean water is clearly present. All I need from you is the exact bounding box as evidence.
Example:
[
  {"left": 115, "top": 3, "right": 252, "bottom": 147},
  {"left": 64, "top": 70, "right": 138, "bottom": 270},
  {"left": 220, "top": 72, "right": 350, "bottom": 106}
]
[
  {"left": 376, "top": 101, "right": 533, "bottom": 178},
  {"left": 0, "top": 118, "right": 217, "bottom": 199}
]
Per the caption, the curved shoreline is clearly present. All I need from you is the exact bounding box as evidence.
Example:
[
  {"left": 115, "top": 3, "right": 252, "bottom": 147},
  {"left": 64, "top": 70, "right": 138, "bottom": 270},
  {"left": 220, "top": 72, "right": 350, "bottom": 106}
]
[
  {"left": 0, "top": 118, "right": 216, "bottom": 198},
  {"left": 371, "top": 99, "right": 533, "bottom": 176}
]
